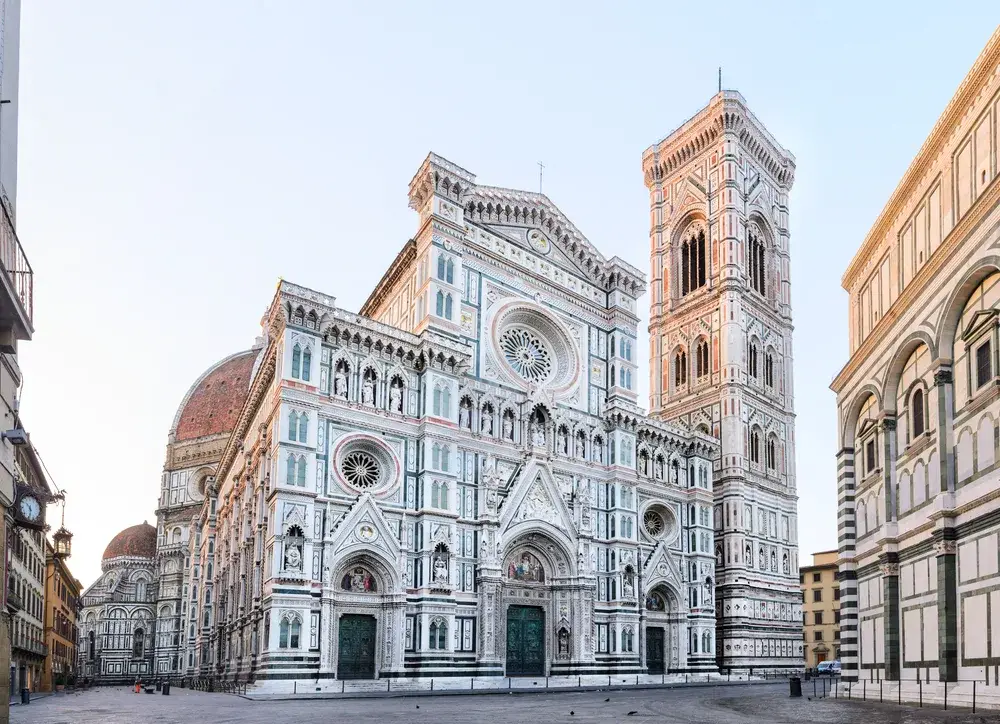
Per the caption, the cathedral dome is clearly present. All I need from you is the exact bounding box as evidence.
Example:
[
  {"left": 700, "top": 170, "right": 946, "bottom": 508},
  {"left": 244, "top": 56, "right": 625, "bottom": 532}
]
[
  {"left": 102, "top": 522, "right": 157, "bottom": 561},
  {"left": 171, "top": 350, "right": 258, "bottom": 442}
]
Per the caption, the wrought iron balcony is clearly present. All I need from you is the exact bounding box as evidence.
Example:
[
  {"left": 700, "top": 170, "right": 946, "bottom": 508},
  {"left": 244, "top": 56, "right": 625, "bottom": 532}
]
[{"left": 0, "top": 199, "right": 32, "bottom": 345}]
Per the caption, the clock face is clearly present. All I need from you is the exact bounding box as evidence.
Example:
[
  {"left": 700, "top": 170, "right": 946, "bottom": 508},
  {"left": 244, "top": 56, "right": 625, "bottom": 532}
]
[{"left": 19, "top": 495, "right": 40, "bottom": 521}]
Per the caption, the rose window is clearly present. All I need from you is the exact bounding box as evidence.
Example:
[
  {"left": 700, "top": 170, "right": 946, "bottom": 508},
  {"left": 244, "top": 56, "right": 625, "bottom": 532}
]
[
  {"left": 500, "top": 328, "right": 553, "bottom": 383},
  {"left": 643, "top": 510, "right": 665, "bottom": 538},
  {"left": 341, "top": 451, "right": 380, "bottom": 489}
]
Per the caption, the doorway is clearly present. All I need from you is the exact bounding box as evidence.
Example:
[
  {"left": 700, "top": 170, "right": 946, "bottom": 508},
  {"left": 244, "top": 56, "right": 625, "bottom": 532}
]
[
  {"left": 647, "top": 626, "right": 665, "bottom": 674},
  {"left": 338, "top": 614, "right": 377, "bottom": 679},
  {"left": 506, "top": 605, "right": 545, "bottom": 676}
]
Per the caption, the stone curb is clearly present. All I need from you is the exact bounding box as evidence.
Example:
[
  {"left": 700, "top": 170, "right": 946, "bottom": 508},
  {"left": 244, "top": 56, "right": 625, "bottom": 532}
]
[{"left": 240, "top": 678, "right": 784, "bottom": 702}]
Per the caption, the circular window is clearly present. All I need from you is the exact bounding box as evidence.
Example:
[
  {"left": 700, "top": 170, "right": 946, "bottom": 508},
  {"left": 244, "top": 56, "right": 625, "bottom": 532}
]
[
  {"left": 490, "top": 301, "right": 580, "bottom": 394},
  {"left": 499, "top": 328, "right": 553, "bottom": 382},
  {"left": 341, "top": 451, "right": 380, "bottom": 489},
  {"left": 333, "top": 435, "right": 398, "bottom": 495},
  {"left": 642, "top": 504, "right": 678, "bottom": 542},
  {"left": 643, "top": 510, "right": 664, "bottom": 537}
]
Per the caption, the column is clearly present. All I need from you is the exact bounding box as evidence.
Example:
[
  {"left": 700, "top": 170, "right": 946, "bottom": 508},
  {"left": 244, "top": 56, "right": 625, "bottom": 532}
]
[
  {"left": 879, "top": 556, "right": 900, "bottom": 680},
  {"left": 935, "top": 532, "right": 958, "bottom": 682},
  {"left": 835, "top": 446, "right": 859, "bottom": 682},
  {"left": 934, "top": 368, "right": 955, "bottom": 492}
]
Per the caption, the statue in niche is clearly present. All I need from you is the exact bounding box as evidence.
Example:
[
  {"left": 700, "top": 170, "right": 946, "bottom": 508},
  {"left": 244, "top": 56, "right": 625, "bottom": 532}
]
[
  {"left": 558, "top": 629, "right": 570, "bottom": 657},
  {"left": 575, "top": 435, "right": 585, "bottom": 458},
  {"left": 531, "top": 422, "right": 546, "bottom": 447},
  {"left": 782, "top": 552, "right": 789, "bottom": 574},
  {"left": 389, "top": 381, "right": 403, "bottom": 413},
  {"left": 560, "top": 428, "right": 569, "bottom": 454},
  {"left": 594, "top": 438, "right": 604, "bottom": 462},
  {"left": 459, "top": 400, "right": 471, "bottom": 430},
  {"left": 716, "top": 545, "right": 723, "bottom": 567},
  {"left": 622, "top": 570, "right": 635, "bottom": 599},
  {"left": 759, "top": 547, "right": 766, "bottom": 571},
  {"left": 284, "top": 543, "right": 303, "bottom": 573},
  {"left": 334, "top": 364, "right": 349, "bottom": 399},
  {"left": 745, "top": 543, "right": 752, "bottom": 566},
  {"left": 704, "top": 578, "right": 714, "bottom": 605},
  {"left": 770, "top": 549, "right": 777, "bottom": 572},
  {"left": 671, "top": 463, "right": 679, "bottom": 485},
  {"left": 362, "top": 375, "right": 375, "bottom": 406},
  {"left": 433, "top": 556, "right": 449, "bottom": 584},
  {"left": 502, "top": 413, "right": 514, "bottom": 441},
  {"left": 481, "top": 408, "right": 494, "bottom": 435},
  {"left": 655, "top": 457, "right": 664, "bottom": 480}
]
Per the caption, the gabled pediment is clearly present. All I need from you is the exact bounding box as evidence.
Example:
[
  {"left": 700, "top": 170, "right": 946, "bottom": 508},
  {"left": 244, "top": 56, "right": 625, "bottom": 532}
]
[
  {"left": 962, "top": 309, "right": 998, "bottom": 342},
  {"left": 499, "top": 459, "right": 577, "bottom": 541},
  {"left": 643, "top": 539, "right": 683, "bottom": 592},
  {"left": 328, "top": 493, "right": 401, "bottom": 563},
  {"left": 857, "top": 418, "right": 878, "bottom": 439}
]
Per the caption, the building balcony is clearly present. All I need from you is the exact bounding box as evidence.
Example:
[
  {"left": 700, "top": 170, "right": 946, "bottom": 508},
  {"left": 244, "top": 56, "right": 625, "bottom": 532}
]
[
  {"left": 0, "top": 200, "right": 32, "bottom": 347},
  {"left": 12, "top": 634, "right": 47, "bottom": 657}
]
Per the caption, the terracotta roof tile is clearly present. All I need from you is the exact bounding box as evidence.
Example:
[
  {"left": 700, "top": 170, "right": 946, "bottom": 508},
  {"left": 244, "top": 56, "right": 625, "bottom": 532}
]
[
  {"left": 175, "top": 351, "right": 257, "bottom": 442},
  {"left": 102, "top": 523, "right": 157, "bottom": 561}
]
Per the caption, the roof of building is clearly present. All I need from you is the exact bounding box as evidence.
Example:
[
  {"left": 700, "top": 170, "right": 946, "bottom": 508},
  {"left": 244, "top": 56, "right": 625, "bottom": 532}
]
[
  {"left": 102, "top": 522, "right": 157, "bottom": 561},
  {"left": 171, "top": 350, "right": 258, "bottom": 442}
]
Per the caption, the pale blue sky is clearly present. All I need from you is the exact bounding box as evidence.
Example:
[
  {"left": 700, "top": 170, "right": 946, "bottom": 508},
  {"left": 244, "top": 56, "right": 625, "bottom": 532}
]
[{"left": 15, "top": 2, "right": 997, "bottom": 586}]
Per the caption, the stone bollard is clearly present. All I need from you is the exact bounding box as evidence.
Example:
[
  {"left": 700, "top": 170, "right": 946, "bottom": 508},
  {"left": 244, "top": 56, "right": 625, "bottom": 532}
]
[{"left": 789, "top": 676, "right": 802, "bottom": 698}]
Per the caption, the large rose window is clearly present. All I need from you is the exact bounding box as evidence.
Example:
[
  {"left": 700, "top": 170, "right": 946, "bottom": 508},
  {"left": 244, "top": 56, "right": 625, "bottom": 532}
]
[
  {"left": 333, "top": 435, "right": 398, "bottom": 495},
  {"left": 490, "top": 301, "right": 580, "bottom": 394}
]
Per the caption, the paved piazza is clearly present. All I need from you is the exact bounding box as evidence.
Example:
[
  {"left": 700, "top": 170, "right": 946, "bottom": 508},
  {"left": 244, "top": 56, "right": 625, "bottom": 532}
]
[{"left": 9, "top": 682, "right": 1000, "bottom": 724}]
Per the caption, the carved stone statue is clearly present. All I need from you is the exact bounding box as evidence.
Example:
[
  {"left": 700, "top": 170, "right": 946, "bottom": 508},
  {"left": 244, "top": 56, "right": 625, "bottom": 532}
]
[
  {"left": 389, "top": 383, "right": 402, "bottom": 413},
  {"left": 623, "top": 573, "right": 635, "bottom": 599},
  {"left": 558, "top": 629, "right": 570, "bottom": 656},
  {"left": 481, "top": 410, "right": 494, "bottom": 435},
  {"left": 433, "top": 556, "right": 449, "bottom": 584},
  {"left": 334, "top": 367, "right": 348, "bottom": 399},
  {"left": 284, "top": 543, "right": 302, "bottom": 572},
  {"left": 531, "top": 422, "right": 546, "bottom": 447},
  {"left": 704, "top": 579, "right": 714, "bottom": 605},
  {"left": 459, "top": 403, "right": 471, "bottom": 430},
  {"left": 575, "top": 435, "right": 585, "bottom": 458},
  {"left": 502, "top": 414, "right": 514, "bottom": 441},
  {"left": 362, "top": 377, "right": 375, "bottom": 406}
]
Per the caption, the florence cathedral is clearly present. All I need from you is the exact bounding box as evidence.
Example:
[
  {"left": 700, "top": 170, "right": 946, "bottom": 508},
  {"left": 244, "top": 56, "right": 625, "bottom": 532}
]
[{"left": 78, "top": 91, "right": 802, "bottom": 687}]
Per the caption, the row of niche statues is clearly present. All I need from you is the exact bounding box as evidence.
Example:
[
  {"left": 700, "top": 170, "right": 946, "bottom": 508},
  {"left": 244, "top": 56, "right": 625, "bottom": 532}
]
[
  {"left": 458, "top": 399, "right": 516, "bottom": 440},
  {"left": 333, "top": 362, "right": 406, "bottom": 412}
]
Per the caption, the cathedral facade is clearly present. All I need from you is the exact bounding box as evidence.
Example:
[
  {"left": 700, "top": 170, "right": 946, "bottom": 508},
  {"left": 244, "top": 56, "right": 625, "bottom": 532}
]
[
  {"left": 195, "top": 152, "right": 719, "bottom": 686},
  {"left": 643, "top": 92, "right": 802, "bottom": 669}
]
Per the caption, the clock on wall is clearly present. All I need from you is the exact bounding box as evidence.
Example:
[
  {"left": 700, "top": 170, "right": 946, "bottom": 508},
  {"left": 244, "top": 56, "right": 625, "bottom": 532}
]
[{"left": 13, "top": 483, "right": 45, "bottom": 530}]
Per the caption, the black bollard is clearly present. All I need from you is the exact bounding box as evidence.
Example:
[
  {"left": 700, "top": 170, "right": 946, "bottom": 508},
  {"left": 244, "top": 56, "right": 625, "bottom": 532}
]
[{"left": 789, "top": 676, "right": 802, "bottom": 698}]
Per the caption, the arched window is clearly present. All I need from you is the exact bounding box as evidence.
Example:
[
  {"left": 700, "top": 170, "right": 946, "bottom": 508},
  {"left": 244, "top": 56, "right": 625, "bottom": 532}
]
[
  {"left": 88, "top": 630, "right": 95, "bottom": 660},
  {"left": 279, "top": 615, "right": 301, "bottom": 649},
  {"left": 136, "top": 579, "right": 147, "bottom": 601},
  {"left": 696, "top": 340, "right": 709, "bottom": 379},
  {"left": 748, "top": 342, "right": 759, "bottom": 379},
  {"left": 911, "top": 388, "right": 925, "bottom": 438},
  {"left": 436, "top": 290, "right": 445, "bottom": 317},
  {"left": 439, "top": 483, "right": 449, "bottom": 509},
  {"left": 296, "top": 456, "right": 307, "bottom": 487},
  {"left": 288, "top": 411, "right": 298, "bottom": 441},
  {"left": 298, "top": 413, "right": 308, "bottom": 443},
  {"left": 433, "top": 387, "right": 442, "bottom": 416},
  {"left": 132, "top": 627, "right": 145, "bottom": 658},
  {"left": 429, "top": 620, "right": 447, "bottom": 650},
  {"left": 431, "top": 481, "right": 440, "bottom": 508},
  {"left": 750, "top": 430, "right": 761, "bottom": 464},
  {"left": 766, "top": 437, "right": 776, "bottom": 471},
  {"left": 446, "top": 258, "right": 455, "bottom": 284},
  {"left": 441, "top": 387, "right": 451, "bottom": 416},
  {"left": 674, "top": 350, "right": 687, "bottom": 388},
  {"left": 286, "top": 454, "right": 297, "bottom": 485},
  {"left": 747, "top": 227, "right": 766, "bottom": 296},
  {"left": 431, "top": 444, "right": 441, "bottom": 470},
  {"left": 301, "top": 348, "right": 311, "bottom": 381},
  {"left": 765, "top": 353, "right": 775, "bottom": 388},
  {"left": 291, "top": 344, "right": 301, "bottom": 379},
  {"left": 437, "top": 254, "right": 446, "bottom": 280},
  {"left": 444, "top": 294, "right": 454, "bottom": 320},
  {"left": 680, "top": 227, "right": 706, "bottom": 296}
]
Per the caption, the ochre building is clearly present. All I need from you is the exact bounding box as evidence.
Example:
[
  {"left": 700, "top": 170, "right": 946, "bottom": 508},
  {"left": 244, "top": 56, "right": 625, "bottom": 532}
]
[{"left": 800, "top": 551, "right": 839, "bottom": 668}]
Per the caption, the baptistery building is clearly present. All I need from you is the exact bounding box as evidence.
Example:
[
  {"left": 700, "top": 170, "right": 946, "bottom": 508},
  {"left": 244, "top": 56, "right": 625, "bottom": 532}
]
[
  {"left": 153, "top": 151, "right": 720, "bottom": 687},
  {"left": 832, "top": 28, "right": 1000, "bottom": 690}
]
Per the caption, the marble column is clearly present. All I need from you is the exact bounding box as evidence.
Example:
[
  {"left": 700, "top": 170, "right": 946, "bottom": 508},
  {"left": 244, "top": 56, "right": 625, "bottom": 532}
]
[
  {"left": 879, "top": 556, "right": 901, "bottom": 680},
  {"left": 935, "top": 533, "right": 959, "bottom": 682},
  {"left": 835, "top": 446, "right": 859, "bottom": 682}
]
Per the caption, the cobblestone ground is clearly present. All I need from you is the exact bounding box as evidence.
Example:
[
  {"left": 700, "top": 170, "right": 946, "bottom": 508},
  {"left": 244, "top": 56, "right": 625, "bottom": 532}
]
[{"left": 10, "top": 682, "right": 1000, "bottom": 724}]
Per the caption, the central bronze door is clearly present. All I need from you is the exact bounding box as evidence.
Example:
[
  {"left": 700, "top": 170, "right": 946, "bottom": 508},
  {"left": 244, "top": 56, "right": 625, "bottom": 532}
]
[
  {"left": 506, "top": 605, "right": 545, "bottom": 676},
  {"left": 338, "top": 614, "right": 376, "bottom": 679},
  {"left": 646, "top": 626, "right": 665, "bottom": 674}
]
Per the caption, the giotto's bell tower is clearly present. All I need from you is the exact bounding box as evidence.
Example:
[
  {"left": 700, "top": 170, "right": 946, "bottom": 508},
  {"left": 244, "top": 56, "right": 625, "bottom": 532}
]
[{"left": 643, "top": 91, "right": 801, "bottom": 671}]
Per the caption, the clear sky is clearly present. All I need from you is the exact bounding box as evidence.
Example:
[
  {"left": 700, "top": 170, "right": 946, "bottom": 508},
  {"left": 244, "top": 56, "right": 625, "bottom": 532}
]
[{"left": 14, "top": 2, "right": 997, "bottom": 587}]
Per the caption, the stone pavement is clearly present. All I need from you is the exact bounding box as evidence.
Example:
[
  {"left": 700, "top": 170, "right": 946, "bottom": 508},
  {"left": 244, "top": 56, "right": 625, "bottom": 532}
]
[{"left": 9, "top": 681, "right": 1000, "bottom": 723}]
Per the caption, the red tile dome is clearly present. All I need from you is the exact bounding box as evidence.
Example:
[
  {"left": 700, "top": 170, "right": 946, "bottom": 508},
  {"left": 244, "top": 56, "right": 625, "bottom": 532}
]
[
  {"left": 172, "top": 350, "right": 258, "bottom": 442},
  {"left": 102, "top": 522, "right": 157, "bottom": 561}
]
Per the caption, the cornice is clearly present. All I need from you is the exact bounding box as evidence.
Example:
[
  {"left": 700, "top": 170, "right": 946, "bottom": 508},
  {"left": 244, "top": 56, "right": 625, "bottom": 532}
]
[
  {"left": 359, "top": 238, "right": 416, "bottom": 318},
  {"left": 831, "top": 171, "right": 1000, "bottom": 393},
  {"left": 841, "top": 26, "right": 1000, "bottom": 287}
]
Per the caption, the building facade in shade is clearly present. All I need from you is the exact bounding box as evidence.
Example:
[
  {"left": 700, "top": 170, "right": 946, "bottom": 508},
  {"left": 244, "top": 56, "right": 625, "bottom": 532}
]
[
  {"left": 42, "top": 529, "right": 80, "bottom": 691},
  {"left": 153, "top": 349, "right": 258, "bottom": 676},
  {"left": 643, "top": 91, "right": 801, "bottom": 670},
  {"left": 800, "top": 551, "right": 839, "bottom": 669},
  {"left": 77, "top": 524, "right": 158, "bottom": 683},
  {"left": 831, "top": 28, "right": 1000, "bottom": 687},
  {"left": 162, "top": 152, "right": 721, "bottom": 689}
]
